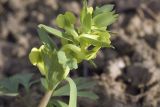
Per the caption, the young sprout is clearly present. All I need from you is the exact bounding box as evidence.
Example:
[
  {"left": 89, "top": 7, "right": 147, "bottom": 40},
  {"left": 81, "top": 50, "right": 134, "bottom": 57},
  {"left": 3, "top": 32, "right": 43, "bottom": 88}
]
[{"left": 29, "top": 0, "right": 118, "bottom": 107}]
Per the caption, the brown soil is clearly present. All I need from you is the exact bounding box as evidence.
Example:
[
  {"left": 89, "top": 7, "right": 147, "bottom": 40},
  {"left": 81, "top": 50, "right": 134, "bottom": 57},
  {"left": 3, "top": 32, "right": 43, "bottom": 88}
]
[{"left": 0, "top": 0, "right": 160, "bottom": 107}]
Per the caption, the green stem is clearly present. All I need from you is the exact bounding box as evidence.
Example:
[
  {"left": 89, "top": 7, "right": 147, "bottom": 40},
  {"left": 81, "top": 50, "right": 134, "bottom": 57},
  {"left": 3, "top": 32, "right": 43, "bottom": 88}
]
[{"left": 38, "top": 90, "right": 53, "bottom": 107}]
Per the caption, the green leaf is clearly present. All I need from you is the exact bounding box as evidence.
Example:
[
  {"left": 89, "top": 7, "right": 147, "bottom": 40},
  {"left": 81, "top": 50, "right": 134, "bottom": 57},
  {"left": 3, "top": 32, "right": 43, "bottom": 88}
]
[
  {"left": 47, "top": 100, "right": 68, "bottom": 107},
  {"left": 15, "top": 73, "right": 33, "bottom": 92},
  {"left": 0, "top": 77, "right": 19, "bottom": 93},
  {"left": 29, "top": 46, "right": 46, "bottom": 75},
  {"left": 29, "top": 48, "right": 41, "bottom": 66},
  {"left": 56, "top": 101, "right": 68, "bottom": 107},
  {"left": 37, "top": 27, "right": 56, "bottom": 50},
  {"left": 73, "top": 78, "right": 97, "bottom": 90},
  {"left": 61, "top": 44, "right": 81, "bottom": 55},
  {"left": 79, "top": 31, "right": 111, "bottom": 57},
  {"left": 56, "top": 14, "right": 65, "bottom": 28},
  {"left": 82, "top": 13, "right": 92, "bottom": 32},
  {"left": 97, "top": 31, "right": 111, "bottom": 46},
  {"left": 38, "top": 24, "right": 73, "bottom": 42},
  {"left": 41, "top": 78, "right": 49, "bottom": 90},
  {"left": 30, "top": 45, "right": 70, "bottom": 90},
  {"left": 43, "top": 50, "right": 68, "bottom": 89},
  {"left": 65, "top": 12, "right": 76, "bottom": 25},
  {"left": 56, "top": 12, "right": 76, "bottom": 29},
  {"left": 65, "top": 28, "right": 79, "bottom": 42},
  {"left": 79, "top": 33, "right": 110, "bottom": 47},
  {"left": 80, "top": 0, "right": 87, "bottom": 23},
  {"left": 79, "top": 34, "right": 99, "bottom": 46},
  {"left": 78, "top": 91, "right": 98, "bottom": 100},
  {"left": 93, "top": 12, "right": 118, "bottom": 27},
  {"left": 80, "top": 1, "right": 92, "bottom": 33},
  {"left": 54, "top": 77, "right": 97, "bottom": 100},
  {"left": 84, "top": 47, "right": 100, "bottom": 60},
  {"left": 54, "top": 84, "right": 70, "bottom": 96},
  {"left": 56, "top": 13, "right": 80, "bottom": 42},
  {"left": 29, "top": 79, "right": 40, "bottom": 87},
  {"left": 57, "top": 51, "right": 68, "bottom": 65},
  {"left": 0, "top": 73, "right": 34, "bottom": 96},
  {"left": 66, "top": 58, "right": 78, "bottom": 70},
  {"left": 61, "top": 44, "right": 85, "bottom": 62},
  {"left": 54, "top": 78, "right": 97, "bottom": 96},
  {"left": 66, "top": 77, "right": 77, "bottom": 107},
  {"left": 55, "top": 100, "right": 68, "bottom": 107},
  {"left": 94, "top": 4, "right": 114, "bottom": 16},
  {"left": 57, "top": 51, "right": 78, "bottom": 70}
]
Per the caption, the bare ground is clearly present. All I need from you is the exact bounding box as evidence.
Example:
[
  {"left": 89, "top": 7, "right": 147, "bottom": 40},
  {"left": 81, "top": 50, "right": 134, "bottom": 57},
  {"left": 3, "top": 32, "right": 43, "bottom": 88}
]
[{"left": 0, "top": 0, "right": 160, "bottom": 107}]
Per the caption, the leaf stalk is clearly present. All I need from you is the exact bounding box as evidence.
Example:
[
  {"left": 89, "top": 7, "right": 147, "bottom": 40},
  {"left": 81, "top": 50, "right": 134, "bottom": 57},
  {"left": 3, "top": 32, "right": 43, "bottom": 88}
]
[{"left": 38, "top": 90, "right": 53, "bottom": 107}]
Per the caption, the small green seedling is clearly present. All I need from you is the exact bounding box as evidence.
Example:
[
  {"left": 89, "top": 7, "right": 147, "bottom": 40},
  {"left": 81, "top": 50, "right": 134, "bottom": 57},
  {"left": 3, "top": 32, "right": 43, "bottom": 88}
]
[
  {"left": 29, "top": 0, "right": 118, "bottom": 107},
  {"left": 0, "top": 73, "right": 34, "bottom": 96}
]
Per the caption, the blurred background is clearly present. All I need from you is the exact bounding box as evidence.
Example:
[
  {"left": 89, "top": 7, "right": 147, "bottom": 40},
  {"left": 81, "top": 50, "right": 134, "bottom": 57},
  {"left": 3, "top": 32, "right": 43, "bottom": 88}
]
[{"left": 0, "top": 0, "right": 160, "bottom": 107}]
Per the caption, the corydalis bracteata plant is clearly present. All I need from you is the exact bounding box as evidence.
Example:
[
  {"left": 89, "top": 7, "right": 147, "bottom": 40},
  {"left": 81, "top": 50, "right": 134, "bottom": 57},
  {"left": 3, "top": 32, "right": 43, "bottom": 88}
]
[{"left": 29, "top": 0, "right": 118, "bottom": 107}]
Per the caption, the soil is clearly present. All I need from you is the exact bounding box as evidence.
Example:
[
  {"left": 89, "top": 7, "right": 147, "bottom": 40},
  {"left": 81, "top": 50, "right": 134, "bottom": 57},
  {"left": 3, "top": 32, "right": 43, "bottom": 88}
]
[{"left": 0, "top": 0, "right": 160, "bottom": 107}]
